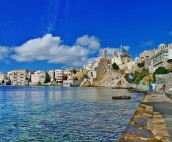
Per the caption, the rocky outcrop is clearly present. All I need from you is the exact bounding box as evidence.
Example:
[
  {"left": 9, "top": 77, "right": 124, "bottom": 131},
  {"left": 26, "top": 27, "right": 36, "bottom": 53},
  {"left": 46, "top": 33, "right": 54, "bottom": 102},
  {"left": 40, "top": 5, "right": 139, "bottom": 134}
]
[
  {"left": 80, "top": 79, "right": 91, "bottom": 87},
  {"left": 92, "top": 70, "right": 135, "bottom": 88}
]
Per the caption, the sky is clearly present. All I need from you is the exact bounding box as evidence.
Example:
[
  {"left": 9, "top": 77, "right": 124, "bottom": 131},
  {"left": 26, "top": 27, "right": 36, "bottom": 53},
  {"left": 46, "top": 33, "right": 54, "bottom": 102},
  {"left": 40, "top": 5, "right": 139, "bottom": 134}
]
[{"left": 0, "top": 0, "right": 172, "bottom": 72}]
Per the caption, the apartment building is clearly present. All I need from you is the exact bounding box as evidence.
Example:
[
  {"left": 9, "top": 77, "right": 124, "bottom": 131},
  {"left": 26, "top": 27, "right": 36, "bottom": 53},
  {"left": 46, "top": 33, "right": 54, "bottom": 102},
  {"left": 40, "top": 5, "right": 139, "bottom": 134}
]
[
  {"left": 139, "top": 50, "right": 155, "bottom": 68},
  {"left": 11, "top": 70, "right": 30, "bottom": 85},
  {"left": 55, "top": 69, "right": 67, "bottom": 84},
  {"left": 39, "top": 71, "right": 48, "bottom": 83},
  {"left": 31, "top": 71, "right": 48, "bottom": 84},
  {"left": 151, "top": 43, "right": 172, "bottom": 72},
  {"left": 168, "top": 48, "right": 172, "bottom": 64},
  {"left": 31, "top": 71, "right": 39, "bottom": 83}
]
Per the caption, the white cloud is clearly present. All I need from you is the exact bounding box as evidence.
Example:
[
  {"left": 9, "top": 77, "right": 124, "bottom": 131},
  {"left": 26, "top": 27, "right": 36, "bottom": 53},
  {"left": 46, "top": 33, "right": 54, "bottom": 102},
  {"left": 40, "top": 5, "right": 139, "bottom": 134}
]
[
  {"left": 10, "top": 34, "right": 101, "bottom": 66},
  {"left": 0, "top": 46, "right": 9, "bottom": 60},
  {"left": 1, "top": 34, "right": 131, "bottom": 67},
  {"left": 169, "top": 31, "right": 172, "bottom": 35},
  {"left": 141, "top": 40, "right": 154, "bottom": 47},
  {"left": 76, "top": 35, "right": 100, "bottom": 50}
]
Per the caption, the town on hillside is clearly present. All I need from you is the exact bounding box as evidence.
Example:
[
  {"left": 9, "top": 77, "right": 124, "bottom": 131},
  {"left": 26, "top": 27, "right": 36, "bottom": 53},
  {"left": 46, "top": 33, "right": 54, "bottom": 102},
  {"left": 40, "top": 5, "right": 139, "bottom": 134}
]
[{"left": 0, "top": 43, "right": 172, "bottom": 90}]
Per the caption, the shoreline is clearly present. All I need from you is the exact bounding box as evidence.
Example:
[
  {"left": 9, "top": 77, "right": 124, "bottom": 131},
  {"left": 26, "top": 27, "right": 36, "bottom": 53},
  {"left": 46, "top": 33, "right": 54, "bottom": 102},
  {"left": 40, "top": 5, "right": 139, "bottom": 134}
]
[{"left": 118, "top": 90, "right": 171, "bottom": 142}]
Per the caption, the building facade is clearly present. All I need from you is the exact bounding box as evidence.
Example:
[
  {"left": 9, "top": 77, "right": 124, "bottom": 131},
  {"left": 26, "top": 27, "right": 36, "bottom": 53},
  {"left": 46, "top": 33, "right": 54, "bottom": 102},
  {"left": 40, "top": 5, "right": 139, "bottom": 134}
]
[
  {"left": 139, "top": 50, "right": 155, "bottom": 68},
  {"left": 111, "top": 46, "right": 132, "bottom": 66},
  {"left": 55, "top": 69, "right": 67, "bottom": 84},
  {"left": 31, "top": 71, "right": 48, "bottom": 84},
  {"left": 119, "top": 61, "right": 135, "bottom": 73},
  {"left": 151, "top": 43, "right": 172, "bottom": 72},
  {"left": 11, "top": 70, "right": 30, "bottom": 85}
]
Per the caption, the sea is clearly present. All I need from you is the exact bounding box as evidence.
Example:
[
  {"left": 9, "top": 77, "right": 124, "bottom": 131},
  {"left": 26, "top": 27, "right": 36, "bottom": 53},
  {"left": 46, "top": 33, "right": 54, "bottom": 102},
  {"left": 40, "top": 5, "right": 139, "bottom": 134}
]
[{"left": 0, "top": 86, "right": 145, "bottom": 141}]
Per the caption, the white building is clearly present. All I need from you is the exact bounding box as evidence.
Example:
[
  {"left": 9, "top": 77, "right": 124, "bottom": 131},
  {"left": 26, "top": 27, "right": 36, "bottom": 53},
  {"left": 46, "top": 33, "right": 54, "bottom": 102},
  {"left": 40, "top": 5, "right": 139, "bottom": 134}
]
[
  {"left": 139, "top": 50, "right": 155, "bottom": 68},
  {"left": 168, "top": 48, "right": 172, "bottom": 64},
  {"left": 119, "top": 61, "right": 135, "bottom": 73},
  {"left": 111, "top": 46, "right": 132, "bottom": 66},
  {"left": 55, "top": 69, "right": 65, "bottom": 84},
  {"left": 10, "top": 70, "right": 30, "bottom": 85},
  {"left": 151, "top": 43, "right": 172, "bottom": 72},
  {"left": 84, "top": 61, "right": 107, "bottom": 84},
  {"left": 31, "top": 71, "right": 48, "bottom": 84}
]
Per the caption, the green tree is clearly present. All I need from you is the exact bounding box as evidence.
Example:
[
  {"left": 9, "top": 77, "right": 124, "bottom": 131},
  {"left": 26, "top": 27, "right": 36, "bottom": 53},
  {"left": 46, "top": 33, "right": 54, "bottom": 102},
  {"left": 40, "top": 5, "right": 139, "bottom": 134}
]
[
  {"left": 83, "top": 74, "right": 89, "bottom": 79},
  {"left": 125, "top": 73, "right": 134, "bottom": 83},
  {"left": 137, "top": 62, "right": 145, "bottom": 68},
  {"left": 112, "top": 63, "right": 119, "bottom": 70},
  {"left": 131, "top": 68, "right": 149, "bottom": 85},
  {"left": 44, "top": 77, "right": 50, "bottom": 83},
  {"left": 153, "top": 67, "right": 168, "bottom": 83}
]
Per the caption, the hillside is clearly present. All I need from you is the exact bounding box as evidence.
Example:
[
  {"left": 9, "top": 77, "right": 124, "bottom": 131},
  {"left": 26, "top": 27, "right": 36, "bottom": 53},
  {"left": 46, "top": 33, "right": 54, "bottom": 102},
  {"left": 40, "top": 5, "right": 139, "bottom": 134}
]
[{"left": 92, "top": 70, "right": 135, "bottom": 88}]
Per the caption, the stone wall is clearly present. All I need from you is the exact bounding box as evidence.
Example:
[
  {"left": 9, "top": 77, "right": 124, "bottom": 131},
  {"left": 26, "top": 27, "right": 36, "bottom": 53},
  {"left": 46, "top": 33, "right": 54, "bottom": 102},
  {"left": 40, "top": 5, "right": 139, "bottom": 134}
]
[
  {"left": 155, "top": 74, "right": 172, "bottom": 91},
  {"left": 156, "top": 74, "right": 172, "bottom": 84}
]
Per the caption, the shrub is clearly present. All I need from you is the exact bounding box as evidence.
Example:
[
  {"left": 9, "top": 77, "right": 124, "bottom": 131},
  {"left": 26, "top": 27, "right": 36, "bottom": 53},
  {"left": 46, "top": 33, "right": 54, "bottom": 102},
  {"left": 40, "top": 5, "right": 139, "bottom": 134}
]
[
  {"left": 44, "top": 77, "right": 50, "bottom": 83},
  {"left": 153, "top": 67, "right": 168, "bottom": 83},
  {"left": 112, "top": 63, "right": 119, "bottom": 70},
  {"left": 137, "top": 62, "right": 145, "bottom": 68}
]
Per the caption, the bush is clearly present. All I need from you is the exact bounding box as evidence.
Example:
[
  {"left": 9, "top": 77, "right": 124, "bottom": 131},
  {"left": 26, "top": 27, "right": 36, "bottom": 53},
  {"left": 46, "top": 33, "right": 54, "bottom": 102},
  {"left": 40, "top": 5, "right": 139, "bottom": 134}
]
[
  {"left": 125, "top": 68, "right": 149, "bottom": 85},
  {"left": 83, "top": 74, "right": 89, "bottom": 79},
  {"left": 137, "top": 62, "right": 145, "bottom": 68},
  {"left": 112, "top": 63, "right": 119, "bottom": 70},
  {"left": 153, "top": 67, "right": 168, "bottom": 83},
  {"left": 125, "top": 73, "right": 134, "bottom": 83},
  {"left": 73, "top": 77, "right": 78, "bottom": 80},
  {"left": 44, "top": 77, "right": 50, "bottom": 83},
  {"left": 134, "top": 70, "right": 148, "bottom": 84}
]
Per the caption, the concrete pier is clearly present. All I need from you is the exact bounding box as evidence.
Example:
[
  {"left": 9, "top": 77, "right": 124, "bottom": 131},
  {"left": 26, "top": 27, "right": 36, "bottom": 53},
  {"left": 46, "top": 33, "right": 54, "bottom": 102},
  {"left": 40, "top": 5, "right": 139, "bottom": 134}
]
[
  {"left": 118, "top": 91, "right": 172, "bottom": 142},
  {"left": 143, "top": 92, "right": 172, "bottom": 141}
]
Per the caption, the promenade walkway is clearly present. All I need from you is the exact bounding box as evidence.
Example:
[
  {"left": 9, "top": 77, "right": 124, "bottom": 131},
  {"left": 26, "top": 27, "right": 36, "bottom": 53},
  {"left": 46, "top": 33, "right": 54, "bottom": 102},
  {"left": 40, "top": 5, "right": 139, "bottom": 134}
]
[{"left": 143, "top": 92, "right": 172, "bottom": 141}]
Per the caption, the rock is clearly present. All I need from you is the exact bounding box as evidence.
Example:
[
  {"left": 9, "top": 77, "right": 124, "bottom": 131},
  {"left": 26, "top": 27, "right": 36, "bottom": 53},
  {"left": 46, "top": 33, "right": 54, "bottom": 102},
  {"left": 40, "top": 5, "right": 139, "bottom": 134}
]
[
  {"left": 112, "top": 95, "right": 131, "bottom": 100},
  {"left": 146, "top": 106, "right": 153, "bottom": 114}
]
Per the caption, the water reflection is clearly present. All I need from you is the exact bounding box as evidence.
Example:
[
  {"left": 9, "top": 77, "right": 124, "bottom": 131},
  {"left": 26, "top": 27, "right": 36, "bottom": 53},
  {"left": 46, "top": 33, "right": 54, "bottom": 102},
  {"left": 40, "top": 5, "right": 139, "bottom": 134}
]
[{"left": 0, "top": 86, "right": 145, "bottom": 141}]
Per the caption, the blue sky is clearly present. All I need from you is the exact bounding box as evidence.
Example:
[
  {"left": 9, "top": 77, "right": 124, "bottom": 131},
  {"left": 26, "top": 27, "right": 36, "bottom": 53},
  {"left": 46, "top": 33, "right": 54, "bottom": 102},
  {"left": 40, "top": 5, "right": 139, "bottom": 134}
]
[{"left": 0, "top": 0, "right": 172, "bottom": 72}]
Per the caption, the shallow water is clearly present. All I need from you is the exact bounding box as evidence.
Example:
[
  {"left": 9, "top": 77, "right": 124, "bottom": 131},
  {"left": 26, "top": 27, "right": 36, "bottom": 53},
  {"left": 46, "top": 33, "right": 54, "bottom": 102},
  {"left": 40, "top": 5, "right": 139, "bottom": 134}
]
[{"left": 0, "top": 86, "right": 145, "bottom": 141}]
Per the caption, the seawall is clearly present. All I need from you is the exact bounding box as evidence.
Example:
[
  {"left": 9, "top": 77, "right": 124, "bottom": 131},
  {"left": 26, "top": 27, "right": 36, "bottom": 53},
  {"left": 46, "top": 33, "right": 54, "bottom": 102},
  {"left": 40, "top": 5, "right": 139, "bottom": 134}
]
[{"left": 118, "top": 91, "right": 171, "bottom": 142}]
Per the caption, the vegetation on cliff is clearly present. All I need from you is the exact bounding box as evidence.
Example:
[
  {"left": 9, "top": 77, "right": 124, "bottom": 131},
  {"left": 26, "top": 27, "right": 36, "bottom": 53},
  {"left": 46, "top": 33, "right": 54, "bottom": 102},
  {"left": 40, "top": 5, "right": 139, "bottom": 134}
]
[
  {"left": 153, "top": 67, "right": 168, "bottom": 83},
  {"left": 112, "top": 62, "right": 119, "bottom": 70},
  {"left": 125, "top": 68, "right": 149, "bottom": 85},
  {"left": 137, "top": 62, "right": 145, "bottom": 68}
]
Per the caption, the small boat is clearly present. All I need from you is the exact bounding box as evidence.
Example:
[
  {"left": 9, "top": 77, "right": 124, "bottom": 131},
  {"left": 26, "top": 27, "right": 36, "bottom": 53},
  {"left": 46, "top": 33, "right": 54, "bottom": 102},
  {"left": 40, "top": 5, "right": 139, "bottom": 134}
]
[{"left": 112, "top": 95, "right": 131, "bottom": 100}]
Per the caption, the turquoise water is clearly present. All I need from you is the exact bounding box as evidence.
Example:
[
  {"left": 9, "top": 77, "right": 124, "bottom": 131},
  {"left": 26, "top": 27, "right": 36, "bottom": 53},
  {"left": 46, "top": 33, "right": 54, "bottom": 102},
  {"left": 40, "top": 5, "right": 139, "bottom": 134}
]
[{"left": 0, "top": 86, "right": 145, "bottom": 141}]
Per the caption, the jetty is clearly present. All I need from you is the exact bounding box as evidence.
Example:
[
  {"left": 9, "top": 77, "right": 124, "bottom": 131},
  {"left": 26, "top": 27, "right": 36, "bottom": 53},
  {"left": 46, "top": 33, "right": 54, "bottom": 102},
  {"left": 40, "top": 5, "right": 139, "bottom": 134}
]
[{"left": 118, "top": 91, "right": 172, "bottom": 142}]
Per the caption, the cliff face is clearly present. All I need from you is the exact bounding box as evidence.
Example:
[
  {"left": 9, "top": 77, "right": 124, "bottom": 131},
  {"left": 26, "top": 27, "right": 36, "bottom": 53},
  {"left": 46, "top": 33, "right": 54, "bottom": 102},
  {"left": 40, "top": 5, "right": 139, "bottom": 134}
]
[{"left": 92, "top": 70, "right": 135, "bottom": 88}]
